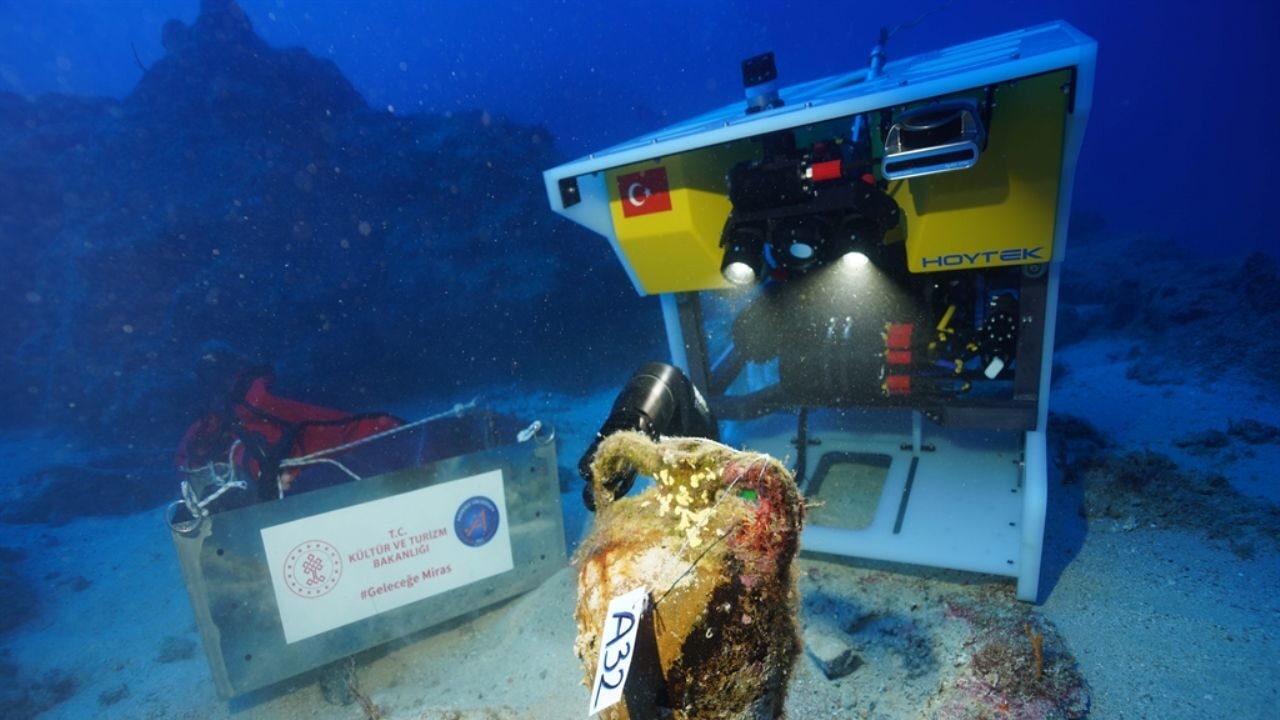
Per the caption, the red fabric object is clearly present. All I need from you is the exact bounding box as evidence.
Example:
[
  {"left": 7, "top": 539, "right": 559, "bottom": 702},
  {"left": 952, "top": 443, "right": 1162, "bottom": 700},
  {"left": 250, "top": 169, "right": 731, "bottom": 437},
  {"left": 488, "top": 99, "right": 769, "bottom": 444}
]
[
  {"left": 175, "top": 413, "right": 236, "bottom": 470},
  {"left": 175, "top": 371, "right": 401, "bottom": 485},
  {"left": 885, "top": 323, "right": 914, "bottom": 351},
  {"left": 238, "top": 377, "right": 400, "bottom": 457}
]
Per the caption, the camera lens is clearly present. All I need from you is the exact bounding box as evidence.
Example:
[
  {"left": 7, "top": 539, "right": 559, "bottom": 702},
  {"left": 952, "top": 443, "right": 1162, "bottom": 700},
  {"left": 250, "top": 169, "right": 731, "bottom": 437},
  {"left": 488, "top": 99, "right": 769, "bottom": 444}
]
[{"left": 770, "top": 216, "right": 830, "bottom": 272}]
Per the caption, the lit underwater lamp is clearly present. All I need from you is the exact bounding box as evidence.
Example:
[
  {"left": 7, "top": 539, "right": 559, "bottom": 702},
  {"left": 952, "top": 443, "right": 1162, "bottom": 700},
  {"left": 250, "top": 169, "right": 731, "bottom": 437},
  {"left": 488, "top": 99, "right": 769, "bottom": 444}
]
[
  {"left": 723, "top": 260, "right": 758, "bottom": 285},
  {"left": 828, "top": 223, "right": 876, "bottom": 270},
  {"left": 840, "top": 251, "right": 870, "bottom": 269},
  {"left": 720, "top": 222, "right": 765, "bottom": 285}
]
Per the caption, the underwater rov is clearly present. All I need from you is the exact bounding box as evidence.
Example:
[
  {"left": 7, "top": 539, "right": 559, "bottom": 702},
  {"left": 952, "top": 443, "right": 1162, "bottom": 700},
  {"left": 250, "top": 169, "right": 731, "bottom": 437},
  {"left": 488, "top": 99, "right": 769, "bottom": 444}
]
[{"left": 545, "top": 22, "right": 1096, "bottom": 602}]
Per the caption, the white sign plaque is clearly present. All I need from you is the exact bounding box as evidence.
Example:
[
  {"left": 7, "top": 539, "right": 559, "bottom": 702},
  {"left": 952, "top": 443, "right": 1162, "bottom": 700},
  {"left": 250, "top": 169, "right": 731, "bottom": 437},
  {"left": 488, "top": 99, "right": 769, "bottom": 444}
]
[
  {"left": 588, "top": 586, "right": 649, "bottom": 716},
  {"left": 261, "top": 470, "right": 513, "bottom": 643}
]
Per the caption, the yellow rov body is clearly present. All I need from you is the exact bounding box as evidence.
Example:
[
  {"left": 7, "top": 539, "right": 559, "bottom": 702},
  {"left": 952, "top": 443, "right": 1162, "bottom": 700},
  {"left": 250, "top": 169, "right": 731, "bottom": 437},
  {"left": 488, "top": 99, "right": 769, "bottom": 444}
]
[{"left": 603, "top": 67, "right": 1071, "bottom": 293}]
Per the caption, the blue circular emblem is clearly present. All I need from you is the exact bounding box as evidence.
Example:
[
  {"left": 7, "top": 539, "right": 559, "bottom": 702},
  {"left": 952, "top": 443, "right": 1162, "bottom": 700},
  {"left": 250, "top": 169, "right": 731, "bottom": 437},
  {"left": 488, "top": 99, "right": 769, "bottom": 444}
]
[{"left": 454, "top": 496, "right": 500, "bottom": 547}]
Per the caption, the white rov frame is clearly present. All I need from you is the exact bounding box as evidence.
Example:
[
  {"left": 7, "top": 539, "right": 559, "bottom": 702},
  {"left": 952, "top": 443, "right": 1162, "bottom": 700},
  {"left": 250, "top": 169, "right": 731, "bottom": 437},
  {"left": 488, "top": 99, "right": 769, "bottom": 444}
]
[{"left": 545, "top": 22, "right": 1096, "bottom": 601}]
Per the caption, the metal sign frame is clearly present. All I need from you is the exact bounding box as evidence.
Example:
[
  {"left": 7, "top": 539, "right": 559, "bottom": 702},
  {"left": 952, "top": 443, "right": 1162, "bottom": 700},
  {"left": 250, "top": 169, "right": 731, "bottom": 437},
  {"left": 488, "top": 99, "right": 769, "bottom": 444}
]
[{"left": 170, "top": 438, "right": 564, "bottom": 698}]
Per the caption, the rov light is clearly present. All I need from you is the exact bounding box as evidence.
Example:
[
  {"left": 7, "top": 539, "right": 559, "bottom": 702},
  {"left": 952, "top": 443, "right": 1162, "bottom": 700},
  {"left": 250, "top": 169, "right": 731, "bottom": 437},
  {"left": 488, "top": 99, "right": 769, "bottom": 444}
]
[
  {"left": 720, "top": 223, "right": 764, "bottom": 285},
  {"left": 827, "top": 220, "right": 877, "bottom": 270},
  {"left": 723, "top": 260, "right": 758, "bottom": 285},
  {"left": 840, "top": 251, "right": 870, "bottom": 269}
]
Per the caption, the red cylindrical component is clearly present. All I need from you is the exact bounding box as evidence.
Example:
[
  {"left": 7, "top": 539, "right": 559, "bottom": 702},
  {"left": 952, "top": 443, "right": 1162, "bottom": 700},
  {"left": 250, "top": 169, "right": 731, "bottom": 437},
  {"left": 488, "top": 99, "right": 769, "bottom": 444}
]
[
  {"left": 885, "top": 323, "right": 914, "bottom": 351},
  {"left": 884, "top": 375, "right": 911, "bottom": 395},
  {"left": 810, "top": 159, "right": 842, "bottom": 182},
  {"left": 886, "top": 349, "right": 912, "bottom": 366}
]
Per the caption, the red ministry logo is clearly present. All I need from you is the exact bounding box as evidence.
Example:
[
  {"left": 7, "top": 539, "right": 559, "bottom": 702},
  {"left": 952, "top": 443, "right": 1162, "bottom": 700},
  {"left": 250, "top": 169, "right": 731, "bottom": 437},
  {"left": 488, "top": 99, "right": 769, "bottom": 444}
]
[{"left": 283, "top": 540, "right": 343, "bottom": 598}]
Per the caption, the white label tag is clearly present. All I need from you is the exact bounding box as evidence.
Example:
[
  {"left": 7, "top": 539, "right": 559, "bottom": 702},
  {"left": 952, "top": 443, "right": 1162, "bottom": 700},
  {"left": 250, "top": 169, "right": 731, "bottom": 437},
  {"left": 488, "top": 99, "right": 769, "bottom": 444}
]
[
  {"left": 260, "top": 470, "right": 513, "bottom": 643},
  {"left": 984, "top": 356, "right": 1006, "bottom": 379},
  {"left": 588, "top": 586, "right": 649, "bottom": 716}
]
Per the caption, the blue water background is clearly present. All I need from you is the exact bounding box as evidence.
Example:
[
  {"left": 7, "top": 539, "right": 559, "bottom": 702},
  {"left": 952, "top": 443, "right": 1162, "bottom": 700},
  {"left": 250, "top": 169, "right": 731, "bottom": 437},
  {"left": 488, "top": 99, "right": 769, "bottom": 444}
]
[
  {"left": 2, "top": 0, "right": 1277, "bottom": 258},
  {"left": 0, "top": 4, "right": 1277, "bottom": 718}
]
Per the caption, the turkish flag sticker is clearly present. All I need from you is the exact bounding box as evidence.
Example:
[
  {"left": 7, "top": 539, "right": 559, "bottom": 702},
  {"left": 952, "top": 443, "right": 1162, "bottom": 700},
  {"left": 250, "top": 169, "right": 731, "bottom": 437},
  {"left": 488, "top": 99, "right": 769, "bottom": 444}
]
[{"left": 617, "top": 167, "right": 673, "bottom": 218}]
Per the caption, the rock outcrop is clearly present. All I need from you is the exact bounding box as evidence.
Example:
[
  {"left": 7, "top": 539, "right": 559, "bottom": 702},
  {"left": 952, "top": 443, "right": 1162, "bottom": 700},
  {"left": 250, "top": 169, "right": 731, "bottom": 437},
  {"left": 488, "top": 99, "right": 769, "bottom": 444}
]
[{"left": 0, "top": 0, "right": 661, "bottom": 446}]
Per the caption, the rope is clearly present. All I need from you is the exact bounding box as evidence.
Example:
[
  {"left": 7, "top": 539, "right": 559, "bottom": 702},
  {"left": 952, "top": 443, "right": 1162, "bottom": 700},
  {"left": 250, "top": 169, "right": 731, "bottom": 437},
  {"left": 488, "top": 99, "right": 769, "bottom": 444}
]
[
  {"left": 656, "top": 527, "right": 735, "bottom": 610},
  {"left": 885, "top": 0, "right": 952, "bottom": 41},
  {"left": 177, "top": 440, "right": 249, "bottom": 520},
  {"left": 276, "top": 457, "right": 363, "bottom": 500},
  {"left": 280, "top": 398, "right": 478, "bottom": 467},
  {"left": 299, "top": 458, "right": 363, "bottom": 482},
  {"left": 172, "top": 399, "right": 483, "bottom": 525}
]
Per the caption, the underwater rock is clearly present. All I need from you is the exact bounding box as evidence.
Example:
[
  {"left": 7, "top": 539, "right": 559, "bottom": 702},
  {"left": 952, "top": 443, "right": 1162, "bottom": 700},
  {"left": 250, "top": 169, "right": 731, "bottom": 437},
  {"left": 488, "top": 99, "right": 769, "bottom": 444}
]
[
  {"left": 929, "top": 607, "right": 1089, "bottom": 720},
  {"left": 1047, "top": 413, "right": 1110, "bottom": 485},
  {"left": 156, "top": 635, "right": 197, "bottom": 663},
  {"left": 1227, "top": 418, "right": 1280, "bottom": 445},
  {"left": 574, "top": 431, "right": 805, "bottom": 719},
  {"left": 317, "top": 660, "right": 357, "bottom": 706},
  {"left": 789, "top": 557, "right": 1091, "bottom": 719},
  {"left": 0, "top": 668, "right": 81, "bottom": 718},
  {"left": 0, "top": 556, "right": 38, "bottom": 634},
  {"left": 415, "top": 711, "right": 522, "bottom": 720},
  {"left": 131, "top": 0, "right": 365, "bottom": 129},
  {"left": 1060, "top": 234, "right": 1280, "bottom": 390},
  {"left": 98, "top": 684, "right": 130, "bottom": 707},
  {"left": 802, "top": 625, "right": 862, "bottom": 680},
  {"left": 1235, "top": 251, "right": 1280, "bottom": 310},
  {"left": 66, "top": 575, "right": 92, "bottom": 592},
  {"left": 1, "top": 456, "right": 174, "bottom": 525},
  {"left": 1173, "top": 429, "right": 1230, "bottom": 455},
  {"left": 1077, "top": 450, "right": 1280, "bottom": 556},
  {"left": 1124, "top": 357, "right": 1177, "bottom": 386},
  {"left": 0, "top": 547, "right": 27, "bottom": 563},
  {"left": 0, "top": 0, "right": 663, "bottom": 447}
]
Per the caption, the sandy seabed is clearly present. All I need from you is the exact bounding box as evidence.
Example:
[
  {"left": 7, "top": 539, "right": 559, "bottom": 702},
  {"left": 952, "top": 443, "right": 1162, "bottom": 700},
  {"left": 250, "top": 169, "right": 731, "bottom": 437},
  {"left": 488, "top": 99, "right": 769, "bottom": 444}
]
[{"left": 1, "top": 338, "right": 1277, "bottom": 719}]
